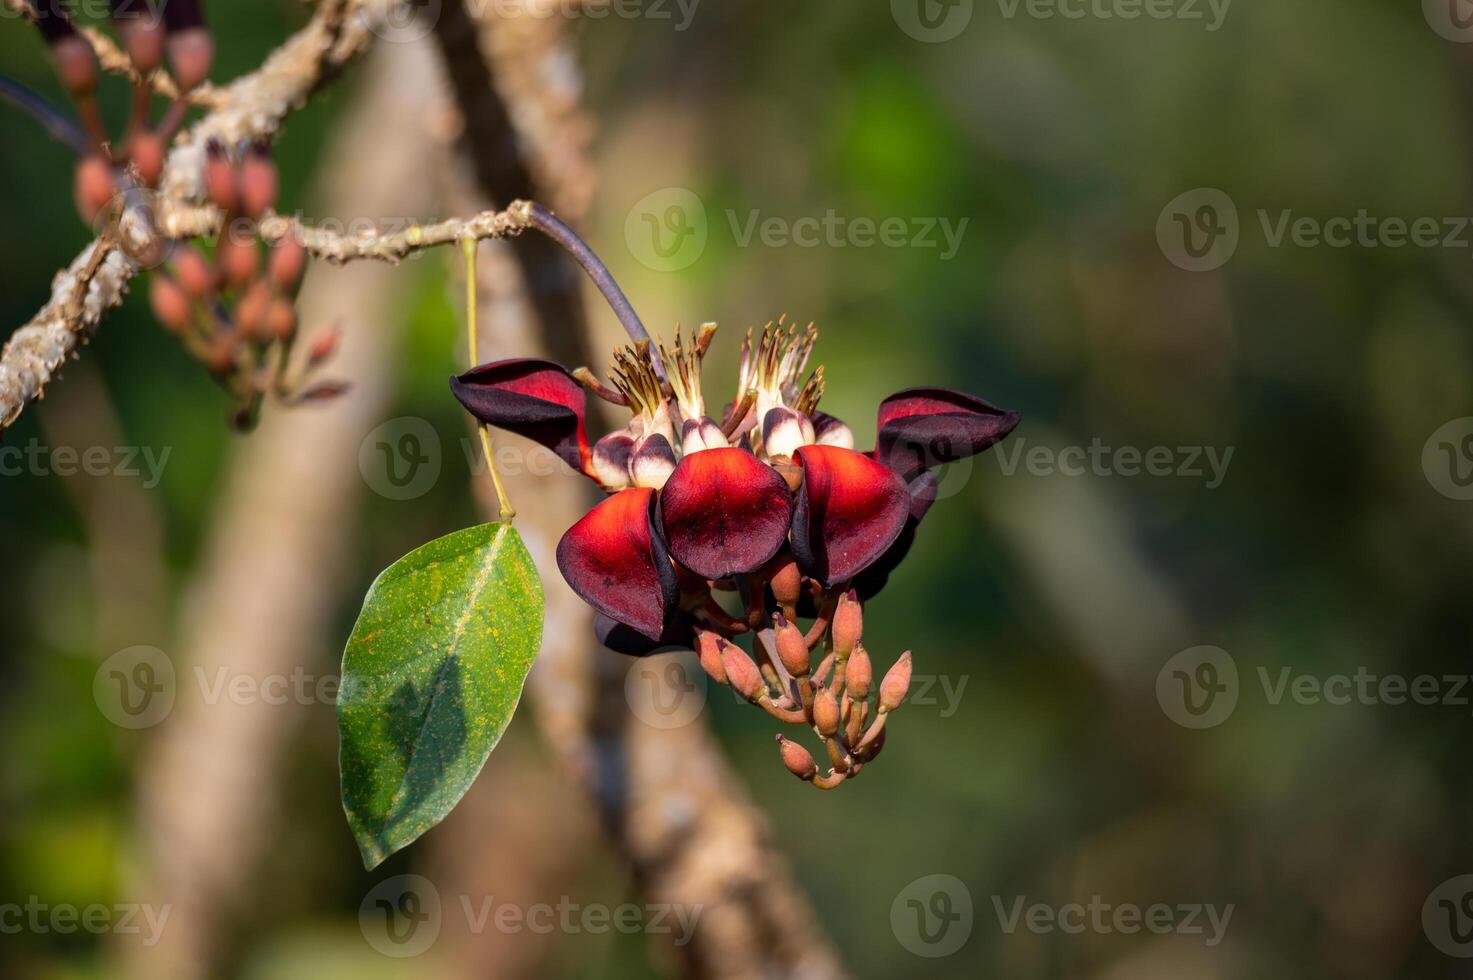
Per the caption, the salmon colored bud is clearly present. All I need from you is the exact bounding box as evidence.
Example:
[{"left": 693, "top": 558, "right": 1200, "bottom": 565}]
[
  {"left": 267, "top": 296, "right": 296, "bottom": 341},
  {"left": 878, "top": 651, "right": 913, "bottom": 713},
  {"left": 833, "top": 589, "right": 863, "bottom": 657},
  {"left": 238, "top": 145, "right": 277, "bottom": 218},
  {"left": 844, "top": 643, "right": 872, "bottom": 700},
  {"left": 769, "top": 557, "right": 802, "bottom": 608},
  {"left": 120, "top": 21, "right": 164, "bottom": 75},
  {"left": 216, "top": 237, "right": 258, "bottom": 290},
  {"left": 128, "top": 132, "right": 165, "bottom": 188},
  {"left": 306, "top": 325, "right": 341, "bottom": 368},
  {"left": 73, "top": 157, "right": 116, "bottom": 224},
  {"left": 776, "top": 735, "right": 816, "bottom": 781},
  {"left": 166, "top": 27, "right": 214, "bottom": 90},
  {"left": 695, "top": 630, "right": 727, "bottom": 685},
  {"left": 720, "top": 643, "right": 765, "bottom": 703},
  {"left": 204, "top": 332, "right": 235, "bottom": 375},
  {"left": 814, "top": 688, "right": 840, "bottom": 738},
  {"left": 172, "top": 247, "right": 212, "bottom": 299},
  {"left": 148, "top": 274, "right": 191, "bottom": 334},
  {"left": 773, "top": 613, "right": 809, "bottom": 678},
  {"left": 204, "top": 142, "right": 237, "bottom": 212},
  {"left": 268, "top": 238, "right": 306, "bottom": 291},
  {"left": 234, "top": 282, "right": 271, "bottom": 341},
  {"left": 52, "top": 37, "right": 98, "bottom": 96}
]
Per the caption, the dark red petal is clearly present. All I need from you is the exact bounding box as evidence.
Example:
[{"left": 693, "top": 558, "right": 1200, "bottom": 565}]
[
  {"left": 594, "top": 613, "right": 697, "bottom": 657},
  {"left": 657, "top": 447, "right": 793, "bottom": 580},
  {"left": 875, "top": 387, "right": 1020, "bottom": 477},
  {"left": 854, "top": 471, "right": 940, "bottom": 600},
  {"left": 450, "top": 358, "right": 592, "bottom": 475},
  {"left": 791, "top": 445, "right": 910, "bottom": 585},
  {"left": 556, "top": 488, "right": 676, "bottom": 640}
]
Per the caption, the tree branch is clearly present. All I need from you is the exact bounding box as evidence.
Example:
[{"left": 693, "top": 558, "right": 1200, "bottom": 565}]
[{"left": 0, "top": 0, "right": 390, "bottom": 433}]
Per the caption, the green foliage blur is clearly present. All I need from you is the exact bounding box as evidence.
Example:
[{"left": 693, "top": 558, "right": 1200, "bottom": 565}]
[{"left": 4, "top": 1, "right": 1473, "bottom": 977}]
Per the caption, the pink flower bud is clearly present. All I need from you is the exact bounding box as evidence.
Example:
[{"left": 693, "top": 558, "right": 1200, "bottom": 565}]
[
  {"left": 215, "top": 236, "right": 258, "bottom": 291},
  {"left": 73, "top": 156, "right": 116, "bottom": 225},
  {"left": 172, "top": 246, "right": 213, "bottom": 300},
  {"left": 844, "top": 643, "right": 872, "bottom": 700},
  {"left": 267, "top": 296, "right": 297, "bottom": 341},
  {"left": 120, "top": 20, "right": 164, "bottom": 76},
  {"left": 773, "top": 613, "right": 809, "bottom": 678},
  {"left": 695, "top": 630, "right": 727, "bottom": 685},
  {"left": 166, "top": 27, "right": 214, "bottom": 91},
  {"left": 128, "top": 132, "right": 165, "bottom": 188},
  {"left": 148, "top": 273, "right": 191, "bottom": 334},
  {"left": 769, "top": 557, "right": 802, "bottom": 607},
  {"left": 720, "top": 643, "right": 765, "bottom": 702},
  {"left": 306, "top": 325, "right": 341, "bottom": 368},
  {"left": 234, "top": 282, "right": 271, "bottom": 341},
  {"left": 879, "top": 651, "right": 913, "bottom": 713},
  {"left": 776, "top": 735, "right": 817, "bottom": 781},
  {"left": 814, "top": 688, "right": 840, "bottom": 738},
  {"left": 204, "top": 142, "right": 237, "bottom": 212},
  {"left": 239, "top": 145, "right": 278, "bottom": 218},
  {"left": 52, "top": 37, "right": 98, "bottom": 97},
  {"left": 268, "top": 238, "right": 306, "bottom": 292},
  {"left": 833, "top": 589, "right": 863, "bottom": 657}
]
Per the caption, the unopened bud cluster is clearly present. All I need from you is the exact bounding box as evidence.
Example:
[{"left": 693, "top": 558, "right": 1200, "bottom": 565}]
[
  {"left": 28, "top": 1, "right": 345, "bottom": 429},
  {"left": 149, "top": 141, "right": 346, "bottom": 429},
  {"left": 695, "top": 573, "right": 915, "bottom": 792}
]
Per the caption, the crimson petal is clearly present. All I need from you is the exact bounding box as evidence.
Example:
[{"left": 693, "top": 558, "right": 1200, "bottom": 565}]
[
  {"left": 855, "top": 471, "right": 940, "bottom": 600},
  {"left": 658, "top": 447, "right": 793, "bottom": 580},
  {"left": 876, "top": 387, "right": 1020, "bottom": 477},
  {"left": 594, "top": 613, "right": 697, "bottom": 657},
  {"left": 450, "top": 358, "right": 592, "bottom": 476},
  {"left": 556, "top": 487, "right": 676, "bottom": 640},
  {"left": 791, "top": 445, "right": 910, "bottom": 585}
]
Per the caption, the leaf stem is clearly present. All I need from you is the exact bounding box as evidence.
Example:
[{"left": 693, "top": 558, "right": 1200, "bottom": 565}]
[{"left": 462, "top": 235, "right": 516, "bottom": 523}]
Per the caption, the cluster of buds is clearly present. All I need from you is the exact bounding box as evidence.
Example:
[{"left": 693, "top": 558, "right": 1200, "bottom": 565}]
[
  {"left": 147, "top": 142, "right": 344, "bottom": 428},
  {"left": 450, "top": 316, "right": 1020, "bottom": 788},
  {"left": 32, "top": 0, "right": 216, "bottom": 211},
  {"left": 699, "top": 587, "right": 913, "bottom": 790}
]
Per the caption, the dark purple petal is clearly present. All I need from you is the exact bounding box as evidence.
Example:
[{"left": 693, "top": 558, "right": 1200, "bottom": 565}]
[
  {"left": 658, "top": 447, "right": 793, "bottom": 580},
  {"left": 791, "top": 445, "right": 910, "bottom": 585},
  {"left": 854, "top": 471, "right": 939, "bottom": 600},
  {"left": 875, "top": 387, "right": 1020, "bottom": 477},
  {"left": 594, "top": 613, "right": 697, "bottom": 657},
  {"left": 450, "top": 358, "right": 592, "bottom": 476},
  {"left": 556, "top": 487, "right": 676, "bottom": 640}
]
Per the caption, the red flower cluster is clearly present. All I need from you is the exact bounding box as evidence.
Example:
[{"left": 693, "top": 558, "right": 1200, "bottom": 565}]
[{"left": 451, "top": 320, "right": 1018, "bottom": 653}]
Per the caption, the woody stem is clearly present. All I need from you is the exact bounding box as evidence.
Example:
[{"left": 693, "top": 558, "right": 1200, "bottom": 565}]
[{"left": 525, "top": 202, "right": 667, "bottom": 381}]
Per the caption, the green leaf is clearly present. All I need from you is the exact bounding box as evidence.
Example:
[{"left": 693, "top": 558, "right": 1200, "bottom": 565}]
[{"left": 337, "top": 522, "right": 544, "bottom": 869}]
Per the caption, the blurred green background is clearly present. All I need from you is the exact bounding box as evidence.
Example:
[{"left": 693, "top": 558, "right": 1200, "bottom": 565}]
[{"left": 5, "top": 1, "right": 1473, "bottom": 977}]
